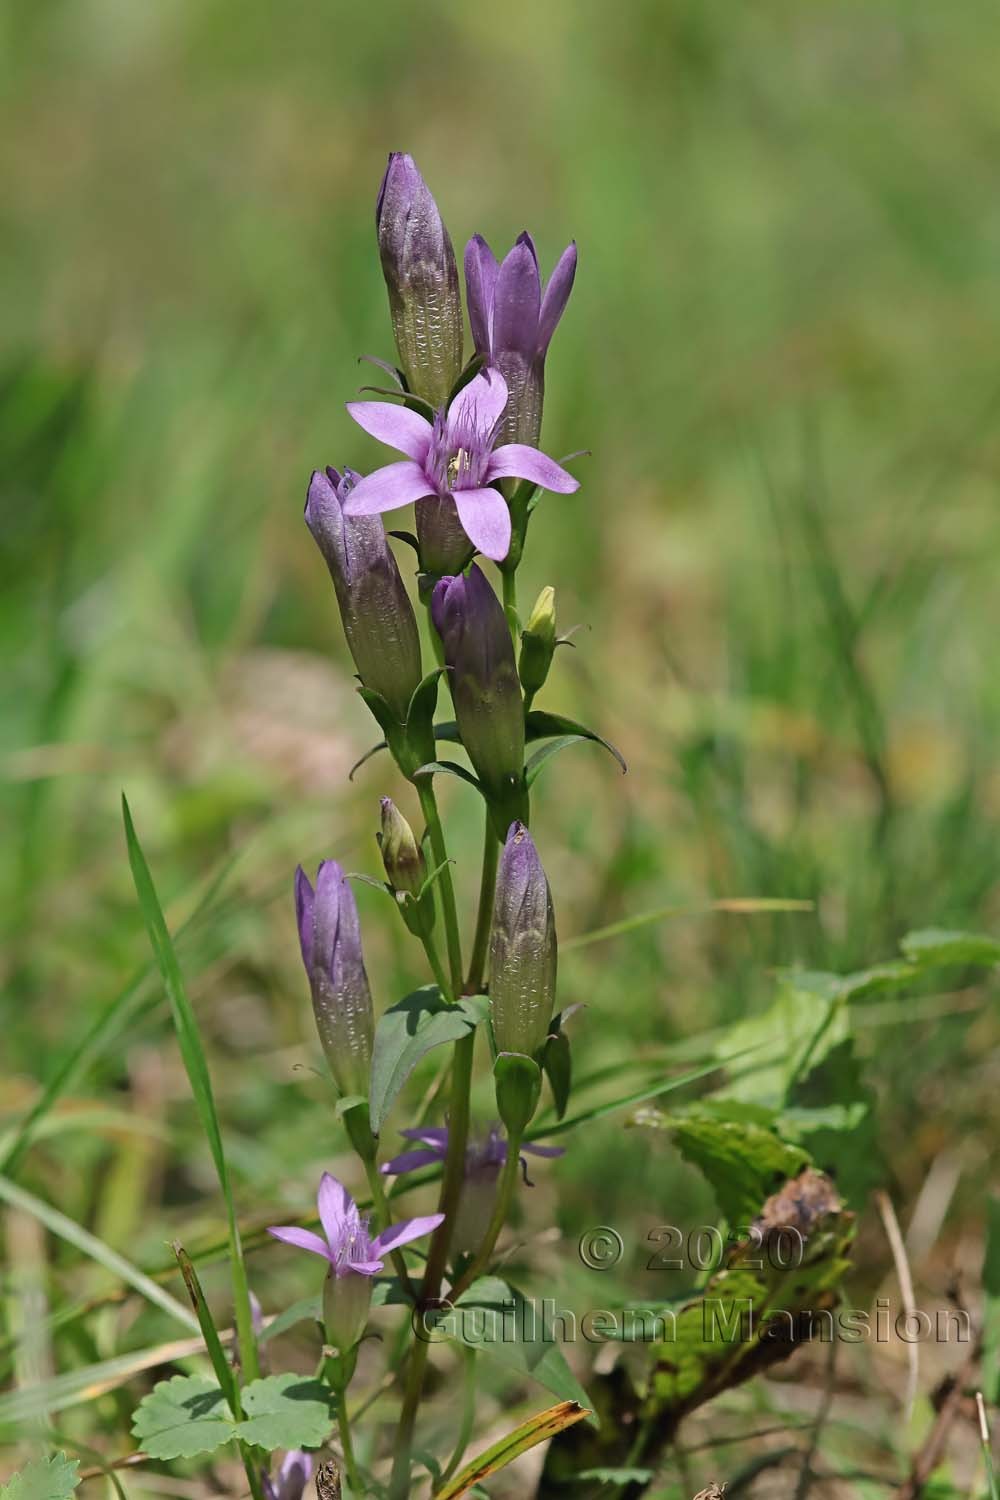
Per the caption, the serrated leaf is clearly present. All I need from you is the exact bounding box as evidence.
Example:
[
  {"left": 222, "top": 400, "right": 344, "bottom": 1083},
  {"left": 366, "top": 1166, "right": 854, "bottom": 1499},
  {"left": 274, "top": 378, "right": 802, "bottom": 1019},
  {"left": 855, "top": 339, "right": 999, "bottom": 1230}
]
[
  {"left": 900, "top": 927, "right": 1000, "bottom": 969},
  {"left": 1, "top": 1455, "right": 80, "bottom": 1500},
  {"left": 131, "top": 1374, "right": 232, "bottom": 1459},
  {"left": 369, "top": 988, "right": 489, "bottom": 1133},
  {"left": 524, "top": 710, "right": 626, "bottom": 773},
  {"left": 435, "top": 1400, "right": 591, "bottom": 1498},
  {"left": 238, "top": 1373, "right": 334, "bottom": 1449},
  {"left": 636, "top": 1102, "right": 811, "bottom": 1222}
]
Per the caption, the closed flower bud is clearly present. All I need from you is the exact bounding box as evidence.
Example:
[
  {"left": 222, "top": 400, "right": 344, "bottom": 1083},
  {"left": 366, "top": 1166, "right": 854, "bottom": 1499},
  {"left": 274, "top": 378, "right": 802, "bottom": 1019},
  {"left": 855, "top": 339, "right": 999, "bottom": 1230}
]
[
  {"left": 305, "top": 468, "right": 422, "bottom": 723},
  {"left": 295, "top": 861, "right": 374, "bottom": 1100},
  {"left": 489, "top": 822, "right": 557, "bottom": 1058},
  {"left": 518, "top": 585, "right": 557, "bottom": 697},
  {"left": 376, "top": 152, "right": 463, "bottom": 409},
  {"left": 378, "top": 796, "right": 435, "bottom": 940},
  {"left": 431, "top": 566, "right": 526, "bottom": 826}
]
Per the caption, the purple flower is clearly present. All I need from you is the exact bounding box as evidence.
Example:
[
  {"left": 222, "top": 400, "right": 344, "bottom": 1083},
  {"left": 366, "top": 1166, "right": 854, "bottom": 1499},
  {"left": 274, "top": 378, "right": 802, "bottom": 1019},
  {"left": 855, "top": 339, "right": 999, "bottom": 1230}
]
[
  {"left": 382, "top": 1126, "right": 563, "bottom": 1255},
  {"left": 296, "top": 862, "right": 373, "bottom": 1101},
  {"left": 376, "top": 152, "right": 464, "bottom": 408},
  {"left": 262, "top": 1452, "right": 313, "bottom": 1500},
  {"left": 465, "top": 231, "right": 577, "bottom": 447},
  {"left": 268, "top": 1172, "right": 444, "bottom": 1351},
  {"left": 268, "top": 1171, "right": 443, "bottom": 1276},
  {"left": 305, "top": 466, "right": 423, "bottom": 723},
  {"left": 431, "top": 565, "right": 527, "bottom": 827},
  {"left": 489, "top": 822, "right": 557, "bottom": 1058},
  {"left": 342, "top": 367, "right": 578, "bottom": 565}
]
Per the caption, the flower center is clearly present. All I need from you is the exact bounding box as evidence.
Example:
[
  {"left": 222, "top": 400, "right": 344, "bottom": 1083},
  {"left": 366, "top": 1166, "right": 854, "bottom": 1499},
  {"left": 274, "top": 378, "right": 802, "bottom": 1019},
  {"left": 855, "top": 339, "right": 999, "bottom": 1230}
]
[{"left": 427, "top": 409, "right": 496, "bottom": 495}]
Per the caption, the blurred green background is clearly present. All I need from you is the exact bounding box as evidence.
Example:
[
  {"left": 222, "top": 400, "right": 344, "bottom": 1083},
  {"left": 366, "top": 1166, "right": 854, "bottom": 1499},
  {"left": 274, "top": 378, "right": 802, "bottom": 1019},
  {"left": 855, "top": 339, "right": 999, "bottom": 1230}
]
[{"left": 3, "top": 0, "right": 1000, "bottom": 1486}]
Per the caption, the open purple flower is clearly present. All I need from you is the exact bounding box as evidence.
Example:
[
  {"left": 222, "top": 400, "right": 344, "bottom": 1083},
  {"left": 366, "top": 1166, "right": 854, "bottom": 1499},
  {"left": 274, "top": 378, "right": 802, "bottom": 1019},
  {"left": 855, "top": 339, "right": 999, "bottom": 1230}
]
[
  {"left": 465, "top": 232, "right": 577, "bottom": 447},
  {"left": 342, "top": 367, "right": 578, "bottom": 564},
  {"left": 262, "top": 1452, "right": 312, "bottom": 1500},
  {"left": 268, "top": 1171, "right": 443, "bottom": 1278}
]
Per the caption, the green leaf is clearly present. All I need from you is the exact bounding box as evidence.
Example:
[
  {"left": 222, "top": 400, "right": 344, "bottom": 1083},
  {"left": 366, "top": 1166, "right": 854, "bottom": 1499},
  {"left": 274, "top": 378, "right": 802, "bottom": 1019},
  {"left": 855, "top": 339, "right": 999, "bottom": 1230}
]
[
  {"left": 441, "top": 1279, "right": 593, "bottom": 1415},
  {"left": 238, "top": 1373, "right": 335, "bottom": 1449},
  {"left": 525, "top": 710, "right": 627, "bottom": 773},
  {"left": 713, "top": 973, "right": 849, "bottom": 1108},
  {"left": 900, "top": 927, "right": 1000, "bottom": 969},
  {"left": 131, "top": 1375, "right": 232, "bottom": 1459},
  {"left": 983, "top": 1196, "right": 1000, "bottom": 1404},
  {"left": 369, "top": 988, "right": 489, "bottom": 1133},
  {"left": 258, "top": 1292, "right": 322, "bottom": 1344},
  {"left": 541, "top": 1031, "right": 572, "bottom": 1120},
  {"left": 1, "top": 1455, "right": 80, "bottom": 1500},
  {"left": 434, "top": 1400, "right": 591, "bottom": 1499},
  {"left": 414, "top": 759, "right": 485, "bottom": 796},
  {"left": 173, "top": 1244, "right": 238, "bottom": 1410},
  {"left": 634, "top": 1102, "right": 811, "bottom": 1223},
  {"left": 122, "top": 796, "right": 259, "bottom": 1381},
  {"left": 0, "top": 1173, "right": 199, "bottom": 1334}
]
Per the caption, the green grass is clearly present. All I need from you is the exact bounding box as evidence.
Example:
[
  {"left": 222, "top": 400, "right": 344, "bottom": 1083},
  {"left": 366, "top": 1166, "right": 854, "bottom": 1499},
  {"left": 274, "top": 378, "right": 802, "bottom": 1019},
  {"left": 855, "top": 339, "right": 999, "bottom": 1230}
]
[{"left": 2, "top": 0, "right": 1000, "bottom": 1492}]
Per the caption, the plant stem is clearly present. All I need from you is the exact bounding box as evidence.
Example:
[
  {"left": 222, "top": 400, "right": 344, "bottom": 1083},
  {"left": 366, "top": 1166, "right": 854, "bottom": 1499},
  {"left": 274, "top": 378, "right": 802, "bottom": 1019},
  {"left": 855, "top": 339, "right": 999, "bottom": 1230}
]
[
  {"left": 420, "top": 928, "right": 451, "bottom": 997},
  {"left": 363, "top": 1156, "right": 415, "bottom": 1301},
  {"left": 337, "top": 1389, "right": 362, "bottom": 1495},
  {"left": 416, "top": 779, "right": 463, "bottom": 999},
  {"left": 436, "top": 1347, "right": 478, "bottom": 1488},
  {"left": 502, "top": 568, "right": 519, "bottom": 645},
  {"left": 447, "top": 1133, "right": 521, "bottom": 1304},
  {"left": 465, "top": 814, "right": 499, "bottom": 994}
]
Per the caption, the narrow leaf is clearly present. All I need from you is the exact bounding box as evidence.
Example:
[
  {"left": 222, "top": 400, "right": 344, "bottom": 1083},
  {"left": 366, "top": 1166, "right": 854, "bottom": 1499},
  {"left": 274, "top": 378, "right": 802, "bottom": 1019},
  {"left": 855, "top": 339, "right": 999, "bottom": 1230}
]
[
  {"left": 414, "top": 760, "right": 485, "bottom": 796},
  {"left": 435, "top": 1401, "right": 590, "bottom": 1499},
  {"left": 173, "top": 1244, "right": 238, "bottom": 1410},
  {"left": 525, "top": 710, "right": 626, "bottom": 773}
]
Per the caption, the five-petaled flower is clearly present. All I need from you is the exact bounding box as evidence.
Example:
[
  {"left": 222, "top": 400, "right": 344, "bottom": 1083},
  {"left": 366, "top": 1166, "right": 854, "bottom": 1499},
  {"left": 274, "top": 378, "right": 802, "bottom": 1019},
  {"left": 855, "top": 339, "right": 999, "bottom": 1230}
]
[
  {"left": 342, "top": 367, "right": 578, "bottom": 563},
  {"left": 268, "top": 1171, "right": 442, "bottom": 1277}
]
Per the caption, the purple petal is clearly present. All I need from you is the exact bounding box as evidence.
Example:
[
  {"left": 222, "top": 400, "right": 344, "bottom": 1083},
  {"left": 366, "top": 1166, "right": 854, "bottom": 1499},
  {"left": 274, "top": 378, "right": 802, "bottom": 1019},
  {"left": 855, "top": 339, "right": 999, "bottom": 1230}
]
[
  {"left": 399, "top": 1126, "right": 450, "bottom": 1146},
  {"left": 486, "top": 444, "right": 579, "bottom": 494},
  {"left": 372, "top": 1212, "right": 445, "bottom": 1256},
  {"left": 522, "top": 1141, "right": 566, "bottom": 1158},
  {"left": 346, "top": 401, "right": 432, "bottom": 463},
  {"left": 267, "top": 1225, "right": 333, "bottom": 1261},
  {"left": 491, "top": 238, "right": 541, "bottom": 359},
  {"left": 464, "top": 234, "right": 499, "bottom": 353},
  {"left": 294, "top": 866, "right": 315, "bottom": 975},
  {"left": 447, "top": 368, "right": 508, "bottom": 442},
  {"left": 537, "top": 242, "right": 577, "bottom": 354},
  {"left": 317, "top": 1172, "right": 352, "bottom": 1244},
  {"left": 345, "top": 1258, "right": 384, "bottom": 1277},
  {"left": 342, "top": 460, "right": 434, "bottom": 517},
  {"left": 380, "top": 1148, "right": 444, "bottom": 1176},
  {"left": 452, "top": 486, "right": 512, "bottom": 562}
]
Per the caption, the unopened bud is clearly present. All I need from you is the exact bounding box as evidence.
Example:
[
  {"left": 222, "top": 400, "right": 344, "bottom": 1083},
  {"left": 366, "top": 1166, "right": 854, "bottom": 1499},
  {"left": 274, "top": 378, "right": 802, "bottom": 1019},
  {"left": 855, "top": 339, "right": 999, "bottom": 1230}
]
[
  {"left": 518, "top": 586, "right": 557, "bottom": 697},
  {"left": 295, "top": 862, "right": 373, "bottom": 1100},
  {"left": 378, "top": 797, "right": 434, "bottom": 940},
  {"left": 488, "top": 823, "right": 557, "bottom": 1058}
]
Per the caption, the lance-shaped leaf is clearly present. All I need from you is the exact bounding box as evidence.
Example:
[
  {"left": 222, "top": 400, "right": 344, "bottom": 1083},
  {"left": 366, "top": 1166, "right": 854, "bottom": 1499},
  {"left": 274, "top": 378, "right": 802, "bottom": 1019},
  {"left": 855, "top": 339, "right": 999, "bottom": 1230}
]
[
  {"left": 435, "top": 1401, "right": 591, "bottom": 1499},
  {"left": 369, "top": 987, "right": 489, "bottom": 1132},
  {"left": 525, "top": 710, "right": 626, "bottom": 773}
]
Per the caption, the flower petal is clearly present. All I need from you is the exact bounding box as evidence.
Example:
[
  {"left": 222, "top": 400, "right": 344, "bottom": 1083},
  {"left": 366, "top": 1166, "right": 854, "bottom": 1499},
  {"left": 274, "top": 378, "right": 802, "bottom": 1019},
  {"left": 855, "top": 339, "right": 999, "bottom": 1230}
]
[
  {"left": 522, "top": 1141, "right": 566, "bottom": 1158},
  {"left": 317, "top": 1172, "right": 352, "bottom": 1244},
  {"left": 294, "top": 866, "right": 314, "bottom": 975},
  {"left": 538, "top": 242, "right": 577, "bottom": 354},
  {"left": 486, "top": 444, "right": 579, "bottom": 494},
  {"left": 379, "top": 1148, "right": 442, "bottom": 1176},
  {"left": 342, "top": 460, "right": 434, "bottom": 517},
  {"left": 346, "top": 1258, "right": 384, "bottom": 1277},
  {"left": 492, "top": 236, "right": 541, "bottom": 359},
  {"left": 346, "top": 401, "right": 432, "bottom": 462},
  {"left": 447, "top": 368, "right": 508, "bottom": 441},
  {"left": 452, "top": 486, "right": 512, "bottom": 562},
  {"left": 464, "top": 234, "right": 500, "bottom": 353},
  {"left": 267, "top": 1225, "right": 332, "bottom": 1260},
  {"left": 399, "top": 1126, "right": 450, "bottom": 1146},
  {"left": 372, "top": 1212, "right": 445, "bottom": 1256}
]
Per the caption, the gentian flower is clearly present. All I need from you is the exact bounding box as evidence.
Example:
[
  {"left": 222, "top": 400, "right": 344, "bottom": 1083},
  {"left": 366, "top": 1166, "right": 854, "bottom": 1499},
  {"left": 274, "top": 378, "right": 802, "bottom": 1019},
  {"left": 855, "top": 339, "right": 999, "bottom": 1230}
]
[
  {"left": 268, "top": 1172, "right": 443, "bottom": 1349},
  {"left": 295, "top": 862, "right": 374, "bottom": 1101},
  {"left": 382, "top": 1126, "right": 563, "bottom": 1254},
  {"left": 305, "top": 467, "right": 423, "bottom": 723},
  {"left": 376, "top": 152, "right": 464, "bottom": 409},
  {"left": 262, "top": 1452, "right": 313, "bottom": 1500},
  {"left": 431, "top": 565, "right": 527, "bottom": 829},
  {"left": 489, "top": 822, "right": 557, "bottom": 1058},
  {"left": 465, "top": 231, "right": 577, "bottom": 447},
  {"left": 342, "top": 367, "right": 578, "bottom": 566}
]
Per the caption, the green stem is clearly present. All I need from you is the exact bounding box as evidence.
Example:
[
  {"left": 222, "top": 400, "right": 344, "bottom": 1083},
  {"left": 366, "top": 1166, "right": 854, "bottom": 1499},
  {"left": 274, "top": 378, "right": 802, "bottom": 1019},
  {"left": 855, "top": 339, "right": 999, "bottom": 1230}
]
[
  {"left": 363, "top": 1156, "right": 415, "bottom": 1302},
  {"left": 436, "top": 1347, "right": 478, "bottom": 1488},
  {"left": 337, "top": 1389, "right": 362, "bottom": 1495},
  {"left": 420, "top": 928, "right": 451, "bottom": 997},
  {"left": 502, "top": 568, "right": 519, "bottom": 646},
  {"left": 447, "top": 1134, "right": 521, "bottom": 1305},
  {"left": 465, "top": 814, "right": 500, "bottom": 994},
  {"left": 389, "top": 1336, "right": 431, "bottom": 1500},
  {"left": 416, "top": 779, "right": 463, "bottom": 999}
]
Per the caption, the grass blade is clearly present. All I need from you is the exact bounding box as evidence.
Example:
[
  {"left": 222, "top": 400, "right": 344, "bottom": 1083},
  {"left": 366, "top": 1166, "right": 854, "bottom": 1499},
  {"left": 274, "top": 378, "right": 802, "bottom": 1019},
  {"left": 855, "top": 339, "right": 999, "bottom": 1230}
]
[
  {"left": 563, "top": 897, "right": 813, "bottom": 952},
  {"left": 0, "top": 1173, "right": 198, "bottom": 1334},
  {"left": 121, "top": 795, "right": 259, "bottom": 1384},
  {"left": 173, "top": 1244, "right": 238, "bottom": 1410},
  {"left": 434, "top": 1400, "right": 590, "bottom": 1498}
]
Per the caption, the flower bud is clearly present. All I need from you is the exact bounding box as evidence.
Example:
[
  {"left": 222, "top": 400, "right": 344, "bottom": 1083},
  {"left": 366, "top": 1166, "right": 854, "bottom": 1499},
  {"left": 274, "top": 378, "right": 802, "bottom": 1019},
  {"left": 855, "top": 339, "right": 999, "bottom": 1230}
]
[
  {"left": 376, "top": 153, "right": 463, "bottom": 409},
  {"left": 295, "top": 861, "right": 374, "bottom": 1099},
  {"left": 378, "top": 796, "right": 435, "bottom": 940},
  {"left": 489, "top": 823, "right": 557, "bottom": 1058},
  {"left": 518, "top": 585, "right": 557, "bottom": 698},
  {"left": 305, "top": 468, "right": 422, "bottom": 723},
  {"left": 323, "top": 1263, "right": 373, "bottom": 1354},
  {"left": 431, "top": 566, "right": 526, "bottom": 826}
]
